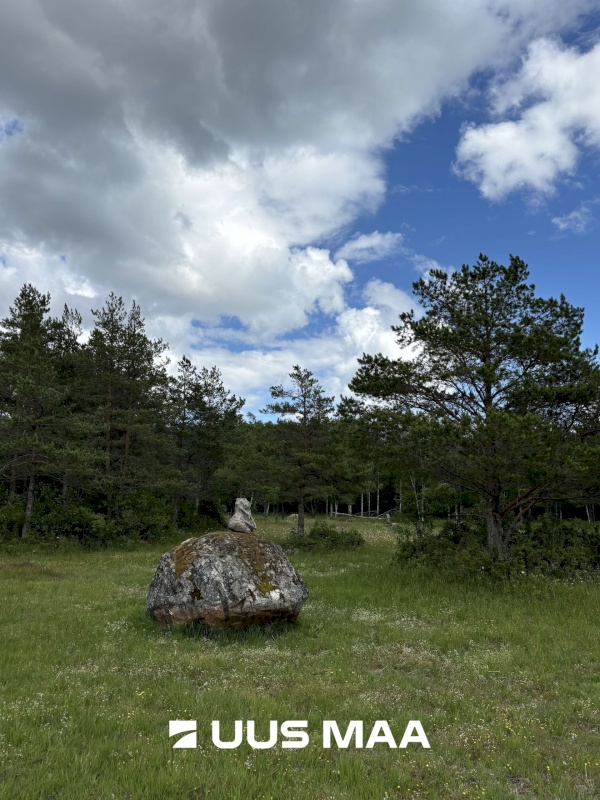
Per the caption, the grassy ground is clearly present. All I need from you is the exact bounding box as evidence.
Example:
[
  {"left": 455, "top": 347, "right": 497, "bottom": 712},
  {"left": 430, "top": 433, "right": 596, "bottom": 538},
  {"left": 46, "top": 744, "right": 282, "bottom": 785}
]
[{"left": 0, "top": 516, "right": 599, "bottom": 800}]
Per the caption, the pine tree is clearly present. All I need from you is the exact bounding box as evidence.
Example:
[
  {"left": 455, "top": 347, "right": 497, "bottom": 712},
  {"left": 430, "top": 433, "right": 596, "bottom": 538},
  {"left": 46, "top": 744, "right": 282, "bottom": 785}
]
[
  {"left": 350, "top": 255, "right": 600, "bottom": 556},
  {"left": 262, "top": 366, "right": 335, "bottom": 536},
  {"left": 167, "top": 356, "right": 243, "bottom": 525},
  {"left": 0, "top": 286, "right": 66, "bottom": 535},
  {"left": 82, "top": 294, "right": 170, "bottom": 517}
]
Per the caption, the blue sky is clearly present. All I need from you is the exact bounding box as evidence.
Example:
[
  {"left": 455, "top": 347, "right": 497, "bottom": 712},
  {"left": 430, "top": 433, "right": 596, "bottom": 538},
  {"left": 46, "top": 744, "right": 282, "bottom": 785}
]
[
  {"left": 350, "top": 100, "right": 600, "bottom": 351},
  {"left": 1, "top": 1, "right": 600, "bottom": 412}
]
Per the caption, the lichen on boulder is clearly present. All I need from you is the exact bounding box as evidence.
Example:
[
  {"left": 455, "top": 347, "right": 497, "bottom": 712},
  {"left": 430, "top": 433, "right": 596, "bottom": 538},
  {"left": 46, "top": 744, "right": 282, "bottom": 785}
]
[{"left": 146, "top": 531, "right": 309, "bottom": 629}]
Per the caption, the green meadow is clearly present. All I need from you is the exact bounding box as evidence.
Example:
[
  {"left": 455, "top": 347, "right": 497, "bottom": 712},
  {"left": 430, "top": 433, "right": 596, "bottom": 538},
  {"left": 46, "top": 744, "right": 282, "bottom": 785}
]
[{"left": 1, "top": 517, "right": 599, "bottom": 800}]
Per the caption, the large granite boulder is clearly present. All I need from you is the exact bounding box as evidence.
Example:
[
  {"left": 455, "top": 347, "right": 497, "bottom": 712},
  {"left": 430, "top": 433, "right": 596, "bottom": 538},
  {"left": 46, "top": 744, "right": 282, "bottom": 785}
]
[
  {"left": 146, "top": 532, "right": 309, "bottom": 629},
  {"left": 227, "top": 497, "right": 256, "bottom": 533}
]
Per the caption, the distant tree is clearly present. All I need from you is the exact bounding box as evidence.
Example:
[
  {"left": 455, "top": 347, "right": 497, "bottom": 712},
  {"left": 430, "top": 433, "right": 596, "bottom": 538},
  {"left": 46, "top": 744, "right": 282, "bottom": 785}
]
[
  {"left": 49, "top": 303, "right": 98, "bottom": 503},
  {"left": 0, "top": 286, "right": 83, "bottom": 535},
  {"left": 350, "top": 255, "right": 600, "bottom": 556},
  {"left": 262, "top": 366, "right": 335, "bottom": 536},
  {"left": 167, "top": 356, "right": 244, "bottom": 524},
  {"left": 82, "top": 294, "right": 170, "bottom": 517},
  {"left": 213, "top": 417, "right": 280, "bottom": 514},
  {"left": 0, "top": 285, "right": 243, "bottom": 543}
]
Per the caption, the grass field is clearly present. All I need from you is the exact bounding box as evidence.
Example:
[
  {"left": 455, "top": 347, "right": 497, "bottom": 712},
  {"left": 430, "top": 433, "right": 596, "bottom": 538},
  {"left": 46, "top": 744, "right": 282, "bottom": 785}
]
[{"left": 1, "top": 516, "right": 599, "bottom": 800}]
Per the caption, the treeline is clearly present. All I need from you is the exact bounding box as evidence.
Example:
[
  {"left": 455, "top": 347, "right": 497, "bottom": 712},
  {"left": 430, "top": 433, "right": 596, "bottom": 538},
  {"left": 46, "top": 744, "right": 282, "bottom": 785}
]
[
  {"left": 0, "top": 284, "right": 483, "bottom": 545},
  {"left": 2, "top": 255, "right": 600, "bottom": 573},
  {"left": 0, "top": 286, "right": 244, "bottom": 543},
  {"left": 0, "top": 286, "right": 388, "bottom": 545}
]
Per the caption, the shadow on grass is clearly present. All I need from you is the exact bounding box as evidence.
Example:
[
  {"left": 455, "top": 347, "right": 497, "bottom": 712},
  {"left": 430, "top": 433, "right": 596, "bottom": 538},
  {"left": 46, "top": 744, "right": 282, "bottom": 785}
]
[
  {"left": 179, "top": 619, "right": 299, "bottom": 645},
  {"left": 130, "top": 606, "right": 302, "bottom": 647}
]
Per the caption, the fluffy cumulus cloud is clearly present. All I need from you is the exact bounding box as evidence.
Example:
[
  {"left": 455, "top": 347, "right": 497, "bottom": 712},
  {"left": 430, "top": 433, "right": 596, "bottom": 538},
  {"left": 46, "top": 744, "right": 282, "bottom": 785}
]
[
  {"left": 455, "top": 36, "right": 600, "bottom": 199},
  {"left": 0, "top": 0, "right": 597, "bottom": 405},
  {"left": 188, "top": 277, "right": 416, "bottom": 408},
  {"left": 335, "top": 232, "right": 404, "bottom": 264}
]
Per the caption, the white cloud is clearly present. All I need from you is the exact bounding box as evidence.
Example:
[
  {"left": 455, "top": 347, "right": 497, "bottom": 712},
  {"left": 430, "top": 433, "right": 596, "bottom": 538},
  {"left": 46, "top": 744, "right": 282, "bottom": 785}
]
[
  {"left": 362, "top": 278, "right": 414, "bottom": 315},
  {"left": 335, "top": 231, "right": 404, "bottom": 264},
  {"left": 183, "top": 275, "right": 416, "bottom": 411},
  {"left": 189, "top": 304, "right": 409, "bottom": 413},
  {"left": 1, "top": 0, "right": 598, "bottom": 405},
  {"left": 455, "top": 37, "right": 600, "bottom": 199},
  {"left": 552, "top": 202, "right": 595, "bottom": 234}
]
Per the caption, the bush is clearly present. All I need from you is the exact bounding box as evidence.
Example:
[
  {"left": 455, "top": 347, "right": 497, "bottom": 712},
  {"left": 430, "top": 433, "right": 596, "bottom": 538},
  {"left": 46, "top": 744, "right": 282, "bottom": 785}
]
[
  {"left": 395, "top": 515, "right": 600, "bottom": 579},
  {"left": 0, "top": 497, "right": 25, "bottom": 540},
  {"left": 31, "top": 504, "right": 111, "bottom": 546},
  {"left": 395, "top": 517, "right": 494, "bottom": 580},
  {"left": 512, "top": 515, "right": 600, "bottom": 575},
  {"left": 283, "top": 520, "right": 365, "bottom": 551}
]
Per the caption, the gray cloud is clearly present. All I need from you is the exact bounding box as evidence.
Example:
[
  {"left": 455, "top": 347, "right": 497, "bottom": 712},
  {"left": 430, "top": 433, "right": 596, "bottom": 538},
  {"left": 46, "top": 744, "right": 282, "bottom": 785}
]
[{"left": 0, "top": 0, "right": 597, "bottom": 401}]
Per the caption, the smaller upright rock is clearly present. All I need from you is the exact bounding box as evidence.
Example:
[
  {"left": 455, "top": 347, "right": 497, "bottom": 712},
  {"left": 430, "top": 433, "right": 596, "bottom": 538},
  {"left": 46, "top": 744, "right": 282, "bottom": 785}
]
[{"left": 227, "top": 497, "right": 256, "bottom": 533}]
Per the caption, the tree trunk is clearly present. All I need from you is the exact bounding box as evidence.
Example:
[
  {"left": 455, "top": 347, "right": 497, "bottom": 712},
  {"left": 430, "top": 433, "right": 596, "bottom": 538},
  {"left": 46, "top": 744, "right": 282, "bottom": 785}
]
[
  {"left": 376, "top": 484, "right": 380, "bottom": 516},
  {"left": 62, "top": 473, "right": 69, "bottom": 506},
  {"left": 263, "top": 503, "right": 270, "bottom": 517},
  {"left": 410, "top": 475, "right": 424, "bottom": 522},
  {"left": 122, "top": 424, "right": 130, "bottom": 478},
  {"left": 22, "top": 469, "right": 36, "bottom": 538},
  {"left": 348, "top": 503, "right": 352, "bottom": 516},
  {"left": 172, "top": 495, "right": 181, "bottom": 527},
  {"left": 334, "top": 501, "right": 338, "bottom": 518},
  {"left": 297, "top": 497, "right": 305, "bottom": 537},
  {"left": 9, "top": 467, "right": 16, "bottom": 499},
  {"left": 485, "top": 497, "right": 507, "bottom": 558},
  {"left": 367, "top": 492, "right": 371, "bottom": 515},
  {"left": 360, "top": 494, "right": 364, "bottom": 517}
]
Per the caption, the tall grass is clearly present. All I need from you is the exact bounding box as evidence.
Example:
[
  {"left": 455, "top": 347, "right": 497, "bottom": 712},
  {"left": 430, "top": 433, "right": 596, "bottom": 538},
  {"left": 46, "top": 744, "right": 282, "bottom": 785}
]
[{"left": 1, "top": 517, "right": 598, "bottom": 799}]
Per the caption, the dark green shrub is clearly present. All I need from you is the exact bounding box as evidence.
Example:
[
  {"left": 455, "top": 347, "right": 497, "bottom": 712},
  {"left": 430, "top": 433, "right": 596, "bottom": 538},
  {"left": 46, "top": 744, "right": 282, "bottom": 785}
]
[
  {"left": 0, "top": 498, "right": 25, "bottom": 540},
  {"left": 116, "top": 492, "right": 175, "bottom": 543},
  {"left": 283, "top": 520, "right": 365, "bottom": 551},
  {"left": 176, "top": 499, "right": 225, "bottom": 531},
  {"left": 31, "top": 504, "right": 110, "bottom": 546},
  {"left": 512, "top": 515, "right": 600, "bottom": 575},
  {"left": 395, "top": 517, "right": 493, "bottom": 580},
  {"left": 395, "top": 515, "right": 600, "bottom": 579}
]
